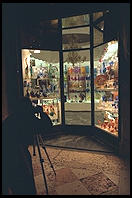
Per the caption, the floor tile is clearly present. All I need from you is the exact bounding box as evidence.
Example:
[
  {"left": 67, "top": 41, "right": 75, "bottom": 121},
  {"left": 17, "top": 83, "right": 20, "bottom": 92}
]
[
  {"left": 28, "top": 146, "right": 130, "bottom": 195},
  {"left": 34, "top": 173, "right": 58, "bottom": 195},
  {"left": 101, "top": 187, "right": 119, "bottom": 195},
  {"left": 118, "top": 165, "right": 130, "bottom": 195},
  {"left": 47, "top": 167, "right": 78, "bottom": 187},
  {"left": 103, "top": 172, "right": 120, "bottom": 186},
  {"left": 71, "top": 167, "right": 101, "bottom": 180},
  {"left": 32, "top": 162, "right": 42, "bottom": 177},
  {"left": 80, "top": 172, "right": 117, "bottom": 195},
  {"left": 34, "top": 174, "right": 46, "bottom": 195},
  {"left": 56, "top": 180, "right": 91, "bottom": 195}
]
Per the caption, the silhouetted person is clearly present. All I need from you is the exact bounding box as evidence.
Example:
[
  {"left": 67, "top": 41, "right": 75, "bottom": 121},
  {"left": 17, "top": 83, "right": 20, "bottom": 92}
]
[{"left": 2, "top": 96, "right": 53, "bottom": 195}]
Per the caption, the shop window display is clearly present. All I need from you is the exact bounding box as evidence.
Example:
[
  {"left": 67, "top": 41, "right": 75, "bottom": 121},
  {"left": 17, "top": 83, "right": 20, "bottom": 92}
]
[
  {"left": 94, "top": 40, "right": 119, "bottom": 136},
  {"left": 21, "top": 49, "right": 61, "bottom": 125},
  {"left": 21, "top": 11, "right": 119, "bottom": 134}
]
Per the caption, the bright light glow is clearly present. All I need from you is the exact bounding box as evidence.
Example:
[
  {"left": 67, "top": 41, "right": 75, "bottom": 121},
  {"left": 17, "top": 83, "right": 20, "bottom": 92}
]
[
  {"left": 102, "top": 42, "right": 118, "bottom": 60},
  {"left": 34, "top": 50, "right": 40, "bottom": 54}
]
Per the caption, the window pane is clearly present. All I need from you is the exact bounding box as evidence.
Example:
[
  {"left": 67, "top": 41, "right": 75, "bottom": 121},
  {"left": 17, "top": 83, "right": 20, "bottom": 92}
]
[
  {"left": 94, "top": 27, "right": 103, "bottom": 46},
  {"left": 94, "top": 41, "right": 119, "bottom": 136},
  {"left": 96, "top": 21, "right": 104, "bottom": 31},
  {"left": 63, "top": 50, "right": 91, "bottom": 125},
  {"left": 21, "top": 49, "right": 61, "bottom": 125},
  {"left": 62, "top": 14, "right": 89, "bottom": 28},
  {"left": 62, "top": 27, "right": 90, "bottom": 50},
  {"left": 93, "top": 11, "right": 103, "bottom": 22}
]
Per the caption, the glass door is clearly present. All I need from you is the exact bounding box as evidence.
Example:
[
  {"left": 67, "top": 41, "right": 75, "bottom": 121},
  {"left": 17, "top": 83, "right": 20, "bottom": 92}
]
[
  {"left": 21, "top": 49, "right": 61, "bottom": 125},
  {"left": 61, "top": 11, "right": 119, "bottom": 137},
  {"left": 61, "top": 14, "right": 91, "bottom": 125},
  {"left": 93, "top": 11, "right": 119, "bottom": 137},
  {"left": 94, "top": 41, "right": 119, "bottom": 137}
]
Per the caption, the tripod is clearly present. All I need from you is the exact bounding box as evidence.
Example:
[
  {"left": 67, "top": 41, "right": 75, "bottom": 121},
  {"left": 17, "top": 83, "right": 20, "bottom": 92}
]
[{"left": 33, "top": 134, "right": 56, "bottom": 195}]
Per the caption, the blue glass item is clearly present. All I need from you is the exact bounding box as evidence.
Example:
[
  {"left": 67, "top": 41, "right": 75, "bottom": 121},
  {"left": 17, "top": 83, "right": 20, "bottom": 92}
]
[
  {"left": 100, "top": 64, "right": 104, "bottom": 74},
  {"left": 85, "top": 66, "right": 89, "bottom": 73},
  {"left": 102, "top": 95, "right": 107, "bottom": 101},
  {"left": 86, "top": 88, "right": 90, "bottom": 92},
  {"left": 94, "top": 68, "right": 97, "bottom": 74},
  {"left": 30, "top": 65, "right": 33, "bottom": 77},
  {"left": 109, "top": 97, "right": 112, "bottom": 101},
  {"left": 109, "top": 61, "right": 114, "bottom": 66},
  {"left": 103, "top": 67, "right": 106, "bottom": 73},
  {"left": 115, "top": 96, "right": 118, "bottom": 101}
]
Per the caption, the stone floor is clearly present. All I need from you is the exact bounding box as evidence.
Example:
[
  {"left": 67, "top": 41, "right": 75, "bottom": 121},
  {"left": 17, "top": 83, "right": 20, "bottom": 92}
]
[
  {"left": 28, "top": 146, "right": 130, "bottom": 195},
  {"left": 44, "top": 133, "right": 114, "bottom": 153}
]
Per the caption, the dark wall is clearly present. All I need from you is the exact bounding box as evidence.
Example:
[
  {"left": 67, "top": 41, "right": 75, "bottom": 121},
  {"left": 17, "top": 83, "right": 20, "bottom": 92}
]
[
  {"left": 118, "top": 3, "right": 130, "bottom": 159},
  {"left": 2, "top": 3, "right": 20, "bottom": 117}
]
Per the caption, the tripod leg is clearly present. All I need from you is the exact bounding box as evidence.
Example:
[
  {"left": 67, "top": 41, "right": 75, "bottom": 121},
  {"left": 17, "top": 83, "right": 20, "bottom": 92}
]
[
  {"left": 42, "top": 146, "right": 56, "bottom": 176},
  {"left": 36, "top": 135, "right": 48, "bottom": 195},
  {"left": 39, "top": 135, "right": 56, "bottom": 176}
]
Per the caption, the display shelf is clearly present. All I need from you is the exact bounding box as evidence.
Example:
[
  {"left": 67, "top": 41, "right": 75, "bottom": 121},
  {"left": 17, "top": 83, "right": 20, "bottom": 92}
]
[
  {"left": 30, "top": 96, "right": 59, "bottom": 101},
  {"left": 96, "top": 108, "right": 118, "bottom": 114},
  {"left": 95, "top": 88, "right": 118, "bottom": 92}
]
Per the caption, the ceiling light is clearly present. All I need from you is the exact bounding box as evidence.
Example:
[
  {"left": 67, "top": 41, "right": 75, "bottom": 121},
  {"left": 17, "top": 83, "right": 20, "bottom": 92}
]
[{"left": 34, "top": 50, "right": 40, "bottom": 54}]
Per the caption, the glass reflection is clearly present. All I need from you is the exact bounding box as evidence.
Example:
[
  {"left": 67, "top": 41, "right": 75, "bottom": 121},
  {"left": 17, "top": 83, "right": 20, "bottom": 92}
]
[
  {"left": 62, "top": 14, "right": 89, "bottom": 28},
  {"left": 94, "top": 27, "right": 104, "bottom": 46},
  {"left": 62, "top": 27, "right": 90, "bottom": 50},
  {"left": 93, "top": 11, "right": 103, "bottom": 22}
]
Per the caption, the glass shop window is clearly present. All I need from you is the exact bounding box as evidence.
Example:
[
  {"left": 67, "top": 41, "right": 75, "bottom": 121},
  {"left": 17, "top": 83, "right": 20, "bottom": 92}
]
[
  {"left": 21, "top": 49, "right": 61, "bottom": 125},
  {"left": 94, "top": 40, "right": 119, "bottom": 136}
]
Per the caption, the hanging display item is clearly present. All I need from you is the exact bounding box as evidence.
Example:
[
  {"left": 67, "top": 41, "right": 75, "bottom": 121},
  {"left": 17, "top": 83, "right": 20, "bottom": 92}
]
[{"left": 67, "top": 66, "right": 86, "bottom": 100}]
